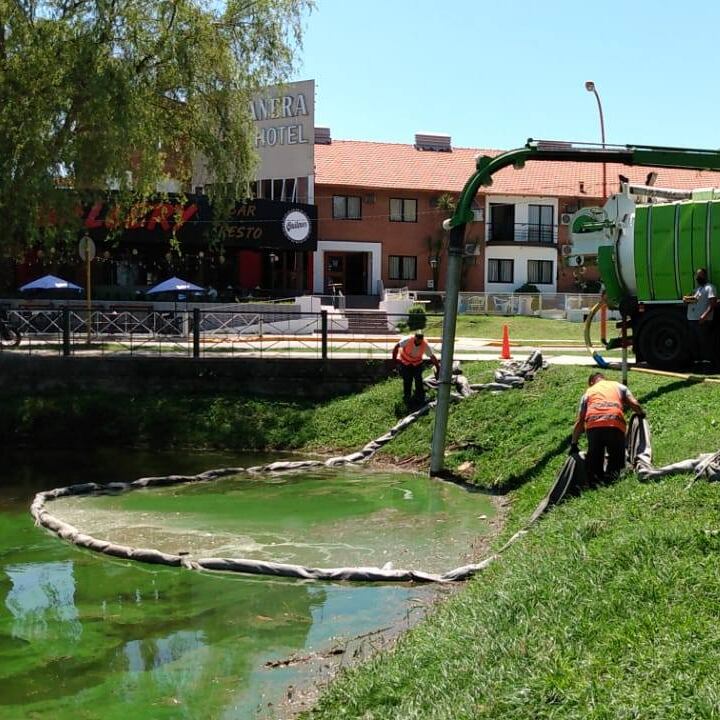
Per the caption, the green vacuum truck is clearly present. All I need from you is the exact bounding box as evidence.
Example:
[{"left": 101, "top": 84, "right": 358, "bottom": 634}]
[
  {"left": 445, "top": 139, "right": 720, "bottom": 370},
  {"left": 574, "top": 194, "right": 720, "bottom": 369}
]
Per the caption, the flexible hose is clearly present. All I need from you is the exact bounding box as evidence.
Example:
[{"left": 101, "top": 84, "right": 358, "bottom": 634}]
[{"left": 584, "top": 302, "right": 610, "bottom": 368}]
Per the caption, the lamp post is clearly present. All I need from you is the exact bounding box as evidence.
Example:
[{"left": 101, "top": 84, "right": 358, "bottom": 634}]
[
  {"left": 269, "top": 252, "right": 279, "bottom": 292},
  {"left": 585, "top": 80, "right": 607, "bottom": 199},
  {"left": 428, "top": 255, "right": 439, "bottom": 289}
]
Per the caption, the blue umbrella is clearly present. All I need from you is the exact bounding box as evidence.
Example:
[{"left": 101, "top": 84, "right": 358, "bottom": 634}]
[
  {"left": 19, "top": 274, "right": 83, "bottom": 292},
  {"left": 146, "top": 276, "right": 205, "bottom": 295}
]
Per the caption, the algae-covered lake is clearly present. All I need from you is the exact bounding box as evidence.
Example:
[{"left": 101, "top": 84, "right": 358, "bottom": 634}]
[{"left": 0, "top": 450, "right": 494, "bottom": 718}]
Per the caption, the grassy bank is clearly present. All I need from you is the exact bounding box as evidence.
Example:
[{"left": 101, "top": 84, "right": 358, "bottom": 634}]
[
  {"left": 425, "top": 315, "right": 589, "bottom": 342},
  {"left": 301, "top": 370, "right": 720, "bottom": 719}
]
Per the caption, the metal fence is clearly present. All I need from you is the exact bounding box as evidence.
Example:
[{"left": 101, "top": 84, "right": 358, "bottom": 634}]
[
  {"left": 0, "top": 293, "right": 601, "bottom": 359},
  {"left": 457, "top": 292, "right": 602, "bottom": 318},
  {"left": 393, "top": 290, "right": 601, "bottom": 316},
  {"left": 0, "top": 307, "right": 408, "bottom": 359}
]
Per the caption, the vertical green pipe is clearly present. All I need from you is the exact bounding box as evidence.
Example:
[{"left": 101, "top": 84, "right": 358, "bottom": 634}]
[{"left": 430, "top": 225, "right": 465, "bottom": 475}]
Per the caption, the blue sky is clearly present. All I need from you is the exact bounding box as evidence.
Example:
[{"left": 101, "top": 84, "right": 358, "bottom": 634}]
[{"left": 294, "top": 0, "right": 720, "bottom": 150}]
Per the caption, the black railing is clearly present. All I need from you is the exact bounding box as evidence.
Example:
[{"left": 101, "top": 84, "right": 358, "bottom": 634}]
[
  {"left": 0, "top": 307, "right": 445, "bottom": 359},
  {"left": 488, "top": 222, "right": 556, "bottom": 244}
]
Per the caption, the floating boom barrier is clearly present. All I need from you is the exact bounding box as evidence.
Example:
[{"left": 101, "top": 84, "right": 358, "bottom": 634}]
[{"left": 30, "top": 353, "right": 718, "bottom": 583}]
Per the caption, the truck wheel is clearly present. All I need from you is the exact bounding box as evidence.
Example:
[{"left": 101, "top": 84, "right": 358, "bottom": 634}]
[{"left": 637, "top": 313, "right": 690, "bottom": 370}]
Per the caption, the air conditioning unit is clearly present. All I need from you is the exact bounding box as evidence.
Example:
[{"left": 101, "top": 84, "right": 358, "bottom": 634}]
[
  {"left": 573, "top": 255, "right": 585, "bottom": 267},
  {"left": 560, "top": 212, "right": 572, "bottom": 225},
  {"left": 364, "top": 193, "right": 376, "bottom": 204},
  {"left": 560, "top": 245, "right": 573, "bottom": 257},
  {"left": 472, "top": 208, "right": 484, "bottom": 222},
  {"left": 463, "top": 243, "right": 481, "bottom": 256}
]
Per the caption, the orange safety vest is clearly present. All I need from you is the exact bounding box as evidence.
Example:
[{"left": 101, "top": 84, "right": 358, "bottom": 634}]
[
  {"left": 398, "top": 338, "right": 430, "bottom": 366},
  {"left": 583, "top": 380, "right": 626, "bottom": 432}
]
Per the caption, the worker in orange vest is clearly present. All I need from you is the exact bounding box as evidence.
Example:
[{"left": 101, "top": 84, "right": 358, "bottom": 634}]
[
  {"left": 570, "top": 372, "right": 645, "bottom": 485},
  {"left": 392, "top": 330, "right": 440, "bottom": 404}
]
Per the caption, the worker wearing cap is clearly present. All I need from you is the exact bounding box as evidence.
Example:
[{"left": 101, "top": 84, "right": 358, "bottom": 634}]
[
  {"left": 392, "top": 330, "right": 440, "bottom": 404},
  {"left": 570, "top": 372, "right": 645, "bottom": 485}
]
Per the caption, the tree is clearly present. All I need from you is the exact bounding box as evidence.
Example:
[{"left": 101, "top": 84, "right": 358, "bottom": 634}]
[
  {"left": 426, "top": 193, "right": 455, "bottom": 290},
  {"left": 0, "top": 0, "right": 312, "bottom": 252}
]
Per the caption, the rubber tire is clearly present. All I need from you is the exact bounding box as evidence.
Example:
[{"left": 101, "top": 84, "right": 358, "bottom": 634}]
[{"left": 637, "top": 312, "right": 690, "bottom": 370}]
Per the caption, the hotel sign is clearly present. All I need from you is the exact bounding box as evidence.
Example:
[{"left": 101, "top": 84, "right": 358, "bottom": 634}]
[{"left": 251, "top": 79, "right": 314, "bottom": 181}]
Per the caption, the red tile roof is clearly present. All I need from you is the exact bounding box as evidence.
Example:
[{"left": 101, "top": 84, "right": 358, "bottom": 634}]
[{"left": 315, "top": 140, "right": 720, "bottom": 198}]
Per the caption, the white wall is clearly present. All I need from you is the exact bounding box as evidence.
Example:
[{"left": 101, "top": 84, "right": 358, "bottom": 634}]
[
  {"left": 313, "top": 241, "right": 382, "bottom": 295},
  {"left": 484, "top": 195, "right": 560, "bottom": 292},
  {"left": 485, "top": 245, "right": 558, "bottom": 292}
]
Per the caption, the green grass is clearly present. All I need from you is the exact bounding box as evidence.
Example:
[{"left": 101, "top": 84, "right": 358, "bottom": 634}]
[
  {"left": 301, "top": 369, "right": 720, "bottom": 720},
  {"left": 426, "top": 315, "right": 589, "bottom": 343}
]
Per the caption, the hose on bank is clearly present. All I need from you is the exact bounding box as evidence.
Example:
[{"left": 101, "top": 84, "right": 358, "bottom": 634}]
[
  {"left": 33, "top": 355, "right": 717, "bottom": 583},
  {"left": 30, "top": 353, "right": 546, "bottom": 583},
  {"left": 585, "top": 302, "right": 611, "bottom": 368}
]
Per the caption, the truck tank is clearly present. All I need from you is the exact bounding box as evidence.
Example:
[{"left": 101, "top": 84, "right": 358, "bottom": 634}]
[
  {"left": 570, "top": 197, "right": 720, "bottom": 369},
  {"left": 621, "top": 200, "right": 720, "bottom": 301}
]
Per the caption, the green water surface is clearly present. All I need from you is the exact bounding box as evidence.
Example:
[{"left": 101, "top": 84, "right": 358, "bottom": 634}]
[
  {"left": 1, "top": 450, "right": 493, "bottom": 719},
  {"left": 50, "top": 467, "right": 494, "bottom": 572}
]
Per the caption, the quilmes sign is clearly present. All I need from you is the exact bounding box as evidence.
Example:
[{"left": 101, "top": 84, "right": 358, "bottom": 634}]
[
  {"left": 219, "top": 199, "right": 317, "bottom": 251},
  {"left": 251, "top": 79, "right": 314, "bottom": 181}
]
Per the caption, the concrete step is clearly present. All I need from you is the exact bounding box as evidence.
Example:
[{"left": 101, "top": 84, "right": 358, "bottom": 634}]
[{"left": 342, "top": 311, "right": 394, "bottom": 335}]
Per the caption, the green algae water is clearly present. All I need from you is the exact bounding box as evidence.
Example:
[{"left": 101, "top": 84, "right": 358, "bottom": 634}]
[
  {"left": 49, "top": 467, "right": 494, "bottom": 573},
  {"left": 1, "top": 450, "right": 494, "bottom": 719}
]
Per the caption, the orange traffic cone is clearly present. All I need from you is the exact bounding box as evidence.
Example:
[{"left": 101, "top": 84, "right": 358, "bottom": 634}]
[{"left": 500, "top": 324, "right": 512, "bottom": 360}]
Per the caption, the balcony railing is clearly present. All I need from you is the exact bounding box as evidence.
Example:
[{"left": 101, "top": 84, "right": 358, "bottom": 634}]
[{"left": 487, "top": 223, "right": 556, "bottom": 244}]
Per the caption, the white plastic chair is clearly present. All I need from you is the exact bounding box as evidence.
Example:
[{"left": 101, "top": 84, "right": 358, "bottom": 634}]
[{"left": 466, "top": 296, "right": 487, "bottom": 314}]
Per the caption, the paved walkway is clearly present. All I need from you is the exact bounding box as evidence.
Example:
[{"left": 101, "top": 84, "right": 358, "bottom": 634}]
[{"left": 3, "top": 335, "right": 609, "bottom": 366}]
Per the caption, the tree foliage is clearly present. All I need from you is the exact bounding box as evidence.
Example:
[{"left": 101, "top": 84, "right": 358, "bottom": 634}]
[{"left": 0, "top": 0, "right": 312, "bottom": 251}]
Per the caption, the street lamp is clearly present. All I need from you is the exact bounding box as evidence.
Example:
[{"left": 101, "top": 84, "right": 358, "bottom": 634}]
[
  {"left": 585, "top": 80, "right": 607, "bottom": 199},
  {"left": 269, "top": 253, "right": 279, "bottom": 291},
  {"left": 428, "top": 255, "right": 439, "bottom": 290}
]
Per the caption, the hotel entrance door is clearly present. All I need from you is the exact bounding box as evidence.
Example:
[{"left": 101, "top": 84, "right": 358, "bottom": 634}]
[{"left": 324, "top": 252, "right": 368, "bottom": 295}]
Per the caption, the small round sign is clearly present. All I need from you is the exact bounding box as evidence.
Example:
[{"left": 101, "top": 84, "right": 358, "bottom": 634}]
[
  {"left": 282, "top": 209, "right": 311, "bottom": 244},
  {"left": 78, "top": 236, "right": 96, "bottom": 262}
]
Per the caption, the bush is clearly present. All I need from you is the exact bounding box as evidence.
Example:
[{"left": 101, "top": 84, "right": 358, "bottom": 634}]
[
  {"left": 407, "top": 304, "right": 427, "bottom": 330},
  {"left": 515, "top": 283, "right": 539, "bottom": 293}
]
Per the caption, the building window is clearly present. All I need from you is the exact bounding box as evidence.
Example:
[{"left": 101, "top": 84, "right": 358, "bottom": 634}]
[
  {"left": 488, "top": 258, "right": 514, "bottom": 283},
  {"left": 390, "top": 198, "right": 417, "bottom": 222},
  {"left": 489, "top": 203, "right": 515, "bottom": 241},
  {"left": 528, "top": 205, "right": 554, "bottom": 243},
  {"left": 527, "top": 259, "right": 553, "bottom": 284},
  {"left": 333, "top": 195, "right": 362, "bottom": 219},
  {"left": 389, "top": 255, "right": 417, "bottom": 280}
]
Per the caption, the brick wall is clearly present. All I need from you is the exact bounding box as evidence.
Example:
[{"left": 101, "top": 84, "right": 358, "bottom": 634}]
[
  {"left": 0, "top": 356, "right": 396, "bottom": 399},
  {"left": 317, "top": 184, "right": 602, "bottom": 294}
]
